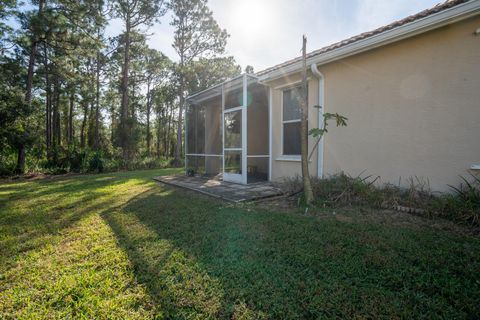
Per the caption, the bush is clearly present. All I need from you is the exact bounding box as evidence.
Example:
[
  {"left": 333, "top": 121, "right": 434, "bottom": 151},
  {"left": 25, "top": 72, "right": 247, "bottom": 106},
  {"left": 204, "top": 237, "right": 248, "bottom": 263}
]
[
  {"left": 114, "top": 156, "right": 172, "bottom": 171},
  {"left": 44, "top": 148, "right": 69, "bottom": 174},
  {"left": 103, "top": 158, "right": 121, "bottom": 172},
  {"left": 0, "top": 145, "right": 175, "bottom": 177},
  {"left": 440, "top": 174, "right": 480, "bottom": 225},
  {"left": 280, "top": 172, "right": 480, "bottom": 227},
  {"left": 0, "top": 151, "right": 17, "bottom": 176},
  {"left": 88, "top": 152, "right": 104, "bottom": 173},
  {"left": 138, "top": 156, "right": 168, "bottom": 169},
  {"left": 68, "top": 149, "right": 88, "bottom": 172}
]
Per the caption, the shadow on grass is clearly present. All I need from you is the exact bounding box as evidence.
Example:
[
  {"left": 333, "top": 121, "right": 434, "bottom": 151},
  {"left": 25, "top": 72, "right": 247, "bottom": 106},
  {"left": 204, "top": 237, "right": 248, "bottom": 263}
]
[
  {"left": 101, "top": 184, "right": 480, "bottom": 319},
  {"left": 0, "top": 170, "right": 174, "bottom": 271},
  {"left": 2, "top": 168, "right": 479, "bottom": 318}
]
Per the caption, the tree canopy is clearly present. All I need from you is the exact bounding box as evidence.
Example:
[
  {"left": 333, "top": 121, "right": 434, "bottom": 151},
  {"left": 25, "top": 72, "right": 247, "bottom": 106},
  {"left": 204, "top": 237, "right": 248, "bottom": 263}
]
[{"left": 0, "top": 0, "right": 241, "bottom": 175}]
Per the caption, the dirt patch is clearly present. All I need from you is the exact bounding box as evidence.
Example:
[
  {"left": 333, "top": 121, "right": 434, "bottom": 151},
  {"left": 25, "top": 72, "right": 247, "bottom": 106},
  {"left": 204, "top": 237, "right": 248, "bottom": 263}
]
[
  {"left": 339, "top": 207, "right": 479, "bottom": 236},
  {"left": 254, "top": 194, "right": 480, "bottom": 237},
  {"left": 255, "top": 194, "right": 301, "bottom": 212}
]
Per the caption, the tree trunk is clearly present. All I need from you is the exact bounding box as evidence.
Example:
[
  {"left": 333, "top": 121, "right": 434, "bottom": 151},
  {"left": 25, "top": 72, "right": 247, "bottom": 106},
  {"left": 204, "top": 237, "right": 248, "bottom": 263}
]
[
  {"left": 300, "top": 35, "right": 314, "bottom": 206},
  {"left": 56, "top": 91, "right": 61, "bottom": 148},
  {"left": 24, "top": 0, "right": 45, "bottom": 105},
  {"left": 15, "top": 147, "right": 26, "bottom": 174},
  {"left": 52, "top": 75, "right": 61, "bottom": 149},
  {"left": 44, "top": 44, "right": 52, "bottom": 152},
  {"left": 166, "top": 101, "right": 173, "bottom": 157},
  {"left": 160, "top": 104, "right": 166, "bottom": 155},
  {"left": 120, "top": 16, "right": 131, "bottom": 160},
  {"left": 130, "top": 73, "right": 136, "bottom": 120},
  {"left": 17, "top": 0, "right": 45, "bottom": 174},
  {"left": 94, "top": 50, "right": 101, "bottom": 150},
  {"left": 25, "top": 46, "right": 36, "bottom": 105},
  {"left": 146, "top": 80, "right": 151, "bottom": 155},
  {"left": 110, "top": 103, "right": 115, "bottom": 145},
  {"left": 174, "top": 60, "right": 184, "bottom": 166},
  {"left": 80, "top": 102, "right": 88, "bottom": 148},
  {"left": 68, "top": 91, "right": 74, "bottom": 145},
  {"left": 56, "top": 82, "right": 62, "bottom": 148},
  {"left": 87, "top": 101, "right": 95, "bottom": 148},
  {"left": 156, "top": 115, "right": 161, "bottom": 156}
]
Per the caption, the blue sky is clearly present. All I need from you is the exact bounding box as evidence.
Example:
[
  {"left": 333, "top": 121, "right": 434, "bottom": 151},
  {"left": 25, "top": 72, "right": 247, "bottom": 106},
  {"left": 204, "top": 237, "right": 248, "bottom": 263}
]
[{"left": 105, "top": 0, "right": 441, "bottom": 72}]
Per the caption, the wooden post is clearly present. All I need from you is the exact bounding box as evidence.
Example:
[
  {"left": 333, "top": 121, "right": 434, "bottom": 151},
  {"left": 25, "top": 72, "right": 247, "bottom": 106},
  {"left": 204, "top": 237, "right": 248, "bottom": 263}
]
[{"left": 300, "top": 35, "right": 314, "bottom": 206}]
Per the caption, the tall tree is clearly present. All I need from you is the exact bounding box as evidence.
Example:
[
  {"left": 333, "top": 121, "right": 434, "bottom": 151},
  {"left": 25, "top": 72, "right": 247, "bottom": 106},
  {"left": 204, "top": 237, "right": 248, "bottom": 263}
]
[
  {"left": 92, "top": 2, "right": 108, "bottom": 150},
  {"left": 152, "top": 83, "right": 176, "bottom": 157},
  {"left": 0, "top": 0, "right": 18, "bottom": 50},
  {"left": 14, "top": 0, "right": 45, "bottom": 173},
  {"left": 143, "top": 48, "right": 170, "bottom": 155},
  {"left": 24, "top": 0, "right": 45, "bottom": 106},
  {"left": 0, "top": 55, "right": 35, "bottom": 174},
  {"left": 112, "top": 0, "right": 166, "bottom": 160},
  {"left": 185, "top": 56, "right": 241, "bottom": 93},
  {"left": 169, "top": 0, "right": 228, "bottom": 166},
  {"left": 244, "top": 65, "right": 254, "bottom": 74}
]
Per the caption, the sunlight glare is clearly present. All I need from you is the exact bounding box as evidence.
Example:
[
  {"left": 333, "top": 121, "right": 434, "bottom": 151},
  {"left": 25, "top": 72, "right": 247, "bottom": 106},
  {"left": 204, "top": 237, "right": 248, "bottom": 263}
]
[{"left": 228, "top": 0, "right": 274, "bottom": 38}]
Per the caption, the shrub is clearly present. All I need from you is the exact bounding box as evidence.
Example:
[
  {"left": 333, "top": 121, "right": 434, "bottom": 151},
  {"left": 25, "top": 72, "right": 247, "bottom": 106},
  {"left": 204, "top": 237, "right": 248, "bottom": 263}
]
[
  {"left": 88, "top": 152, "right": 104, "bottom": 173},
  {"left": 138, "top": 156, "right": 168, "bottom": 169},
  {"left": 280, "top": 172, "right": 480, "bottom": 227},
  {"left": 0, "top": 144, "right": 174, "bottom": 176},
  {"left": 44, "top": 149, "right": 69, "bottom": 174},
  {"left": 440, "top": 174, "right": 480, "bottom": 225},
  {"left": 67, "top": 149, "right": 88, "bottom": 172},
  {"left": 103, "top": 158, "right": 121, "bottom": 172},
  {"left": 0, "top": 151, "right": 16, "bottom": 176}
]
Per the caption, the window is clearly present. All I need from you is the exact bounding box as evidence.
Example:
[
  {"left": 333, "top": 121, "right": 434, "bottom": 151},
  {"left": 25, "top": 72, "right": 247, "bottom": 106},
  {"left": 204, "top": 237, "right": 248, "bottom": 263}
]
[{"left": 282, "top": 86, "right": 306, "bottom": 155}]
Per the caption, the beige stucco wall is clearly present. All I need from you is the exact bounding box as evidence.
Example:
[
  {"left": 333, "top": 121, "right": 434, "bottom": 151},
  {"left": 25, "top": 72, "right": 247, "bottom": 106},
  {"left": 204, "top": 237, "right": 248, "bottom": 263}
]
[{"left": 268, "top": 15, "right": 480, "bottom": 191}]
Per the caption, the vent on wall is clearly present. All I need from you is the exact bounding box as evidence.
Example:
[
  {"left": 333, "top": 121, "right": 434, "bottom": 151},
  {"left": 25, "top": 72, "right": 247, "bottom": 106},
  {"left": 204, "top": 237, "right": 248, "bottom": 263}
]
[{"left": 470, "top": 164, "right": 480, "bottom": 170}]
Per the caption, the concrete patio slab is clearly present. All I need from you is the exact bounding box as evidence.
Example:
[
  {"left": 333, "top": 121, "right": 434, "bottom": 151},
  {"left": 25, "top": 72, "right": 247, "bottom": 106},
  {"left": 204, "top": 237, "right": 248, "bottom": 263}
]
[{"left": 154, "top": 175, "right": 284, "bottom": 202}]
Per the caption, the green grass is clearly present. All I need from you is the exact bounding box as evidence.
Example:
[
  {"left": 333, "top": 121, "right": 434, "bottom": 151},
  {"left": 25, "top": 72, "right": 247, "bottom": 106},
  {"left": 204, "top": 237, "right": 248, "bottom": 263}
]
[{"left": 1, "top": 169, "right": 479, "bottom": 319}]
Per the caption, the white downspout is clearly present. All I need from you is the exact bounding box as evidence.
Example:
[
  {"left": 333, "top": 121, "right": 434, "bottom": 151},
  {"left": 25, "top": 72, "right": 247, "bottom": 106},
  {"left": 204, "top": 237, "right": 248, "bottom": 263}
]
[{"left": 310, "top": 63, "right": 324, "bottom": 178}]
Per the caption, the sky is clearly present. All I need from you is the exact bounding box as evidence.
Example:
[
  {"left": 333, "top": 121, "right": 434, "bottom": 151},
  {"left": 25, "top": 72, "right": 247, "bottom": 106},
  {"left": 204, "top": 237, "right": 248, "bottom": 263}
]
[{"left": 108, "top": 0, "right": 442, "bottom": 72}]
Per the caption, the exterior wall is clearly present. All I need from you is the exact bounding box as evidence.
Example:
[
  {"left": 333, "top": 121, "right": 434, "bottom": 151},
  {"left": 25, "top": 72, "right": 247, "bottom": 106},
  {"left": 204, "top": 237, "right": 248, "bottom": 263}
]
[{"left": 268, "top": 15, "right": 480, "bottom": 191}]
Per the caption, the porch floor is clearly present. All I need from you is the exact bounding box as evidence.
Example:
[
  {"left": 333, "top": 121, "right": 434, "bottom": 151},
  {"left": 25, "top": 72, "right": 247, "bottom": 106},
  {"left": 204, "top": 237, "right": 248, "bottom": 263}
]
[{"left": 154, "top": 175, "right": 284, "bottom": 202}]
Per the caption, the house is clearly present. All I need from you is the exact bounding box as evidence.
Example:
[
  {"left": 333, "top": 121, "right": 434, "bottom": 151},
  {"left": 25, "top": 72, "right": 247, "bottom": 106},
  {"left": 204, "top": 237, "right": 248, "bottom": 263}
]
[{"left": 185, "top": 0, "right": 480, "bottom": 191}]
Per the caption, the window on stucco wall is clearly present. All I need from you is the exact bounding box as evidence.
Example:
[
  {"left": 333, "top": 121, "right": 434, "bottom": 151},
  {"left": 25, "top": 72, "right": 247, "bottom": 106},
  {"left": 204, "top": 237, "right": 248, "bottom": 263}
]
[{"left": 282, "top": 86, "right": 306, "bottom": 155}]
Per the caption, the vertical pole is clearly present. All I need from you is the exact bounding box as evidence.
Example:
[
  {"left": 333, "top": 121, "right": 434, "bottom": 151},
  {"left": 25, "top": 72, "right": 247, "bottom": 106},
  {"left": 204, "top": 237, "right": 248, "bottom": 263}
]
[
  {"left": 242, "top": 74, "right": 248, "bottom": 184},
  {"left": 317, "top": 75, "right": 324, "bottom": 178},
  {"left": 184, "top": 101, "right": 188, "bottom": 174},
  {"left": 268, "top": 86, "right": 272, "bottom": 181},
  {"left": 301, "top": 35, "right": 314, "bottom": 205},
  {"left": 221, "top": 84, "right": 225, "bottom": 180}
]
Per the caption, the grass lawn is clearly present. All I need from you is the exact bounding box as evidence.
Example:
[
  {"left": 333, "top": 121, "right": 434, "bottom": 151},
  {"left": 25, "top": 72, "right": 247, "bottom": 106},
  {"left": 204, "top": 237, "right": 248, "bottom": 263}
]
[{"left": 1, "top": 169, "right": 479, "bottom": 319}]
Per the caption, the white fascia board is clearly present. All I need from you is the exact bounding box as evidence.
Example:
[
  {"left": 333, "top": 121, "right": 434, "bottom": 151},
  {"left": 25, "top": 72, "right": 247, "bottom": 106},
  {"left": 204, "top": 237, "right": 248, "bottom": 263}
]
[
  {"left": 187, "top": 84, "right": 221, "bottom": 101},
  {"left": 259, "top": 1, "right": 480, "bottom": 82},
  {"left": 187, "top": 73, "right": 258, "bottom": 102}
]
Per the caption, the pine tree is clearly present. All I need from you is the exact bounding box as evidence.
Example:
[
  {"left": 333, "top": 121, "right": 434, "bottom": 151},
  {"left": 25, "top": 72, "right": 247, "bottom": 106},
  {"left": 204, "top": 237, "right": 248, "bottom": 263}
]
[
  {"left": 112, "top": 0, "right": 166, "bottom": 161},
  {"left": 169, "top": 0, "right": 229, "bottom": 166}
]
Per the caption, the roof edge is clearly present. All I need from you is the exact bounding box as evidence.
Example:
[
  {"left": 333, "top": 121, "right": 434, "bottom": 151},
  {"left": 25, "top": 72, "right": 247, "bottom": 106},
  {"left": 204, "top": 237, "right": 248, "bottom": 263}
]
[
  {"left": 187, "top": 73, "right": 259, "bottom": 103},
  {"left": 258, "top": 0, "right": 480, "bottom": 82}
]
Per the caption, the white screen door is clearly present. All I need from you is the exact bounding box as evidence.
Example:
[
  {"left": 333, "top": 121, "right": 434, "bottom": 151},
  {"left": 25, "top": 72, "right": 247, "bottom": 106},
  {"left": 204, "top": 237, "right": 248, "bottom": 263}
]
[{"left": 223, "top": 106, "right": 246, "bottom": 184}]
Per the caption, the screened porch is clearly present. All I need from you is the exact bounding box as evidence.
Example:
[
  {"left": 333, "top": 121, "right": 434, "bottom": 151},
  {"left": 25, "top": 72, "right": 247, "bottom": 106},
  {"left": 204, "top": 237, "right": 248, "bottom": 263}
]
[{"left": 185, "top": 74, "right": 270, "bottom": 184}]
